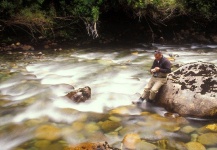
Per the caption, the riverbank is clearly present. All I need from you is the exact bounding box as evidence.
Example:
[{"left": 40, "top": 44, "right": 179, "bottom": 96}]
[{"left": 1, "top": 14, "right": 217, "bottom": 52}]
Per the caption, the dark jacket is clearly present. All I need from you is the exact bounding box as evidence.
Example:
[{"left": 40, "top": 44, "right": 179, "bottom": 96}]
[{"left": 151, "top": 56, "right": 171, "bottom": 77}]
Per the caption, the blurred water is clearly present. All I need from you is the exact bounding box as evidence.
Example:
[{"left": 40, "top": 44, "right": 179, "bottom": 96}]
[{"left": 0, "top": 43, "right": 217, "bottom": 149}]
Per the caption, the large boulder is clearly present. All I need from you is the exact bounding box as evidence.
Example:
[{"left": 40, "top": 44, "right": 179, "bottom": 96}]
[{"left": 156, "top": 62, "right": 217, "bottom": 118}]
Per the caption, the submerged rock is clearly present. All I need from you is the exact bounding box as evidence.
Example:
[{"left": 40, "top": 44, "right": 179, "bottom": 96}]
[
  {"left": 198, "top": 133, "right": 217, "bottom": 146},
  {"left": 64, "top": 141, "right": 120, "bottom": 150},
  {"left": 122, "top": 133, "right": 141, "bottom": 149},
  {"left": 198, "top": 123, "right": 217, "bottom": 133},
  {"left": 186, "top": 142, "right": 206, "bottom": 150},
  {"left": 98, "top": 120, "right": 121, "bottom": 133},
  {"left": 35, "top": 124, "right": 61, "bottom": 141},
  {"left": 156, "top": 62, "right": 217, "bottom": 117}
]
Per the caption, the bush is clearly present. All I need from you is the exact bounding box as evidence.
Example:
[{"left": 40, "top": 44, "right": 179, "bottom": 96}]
[
  {"left": 0, "top": 0, "right": 217, "bottom": 41},
  {"left": 181, "top": 0, "right": 217, "bottom": 20}
]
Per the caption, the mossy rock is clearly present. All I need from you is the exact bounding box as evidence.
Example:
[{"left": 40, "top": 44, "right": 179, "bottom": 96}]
[{"left": 98, "top": 120, "right": 121, "bottom": 133}]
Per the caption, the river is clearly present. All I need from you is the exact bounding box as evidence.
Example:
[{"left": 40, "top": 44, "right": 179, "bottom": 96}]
[{"left": 0, "top": 43, "right": 217, "bottom": 150}]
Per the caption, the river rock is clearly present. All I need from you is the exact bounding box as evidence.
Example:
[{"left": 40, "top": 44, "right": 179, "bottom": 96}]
[
  {"left": 84, "top": 122, "right": 100, "bottom": 134},
  {"left": 180, "top": 125, "right": 196, "bottom": 134},
  {"left": 138, "top": 141, "right": 158, "bottom": 150},
  {"left": 64, "top": 141, "right": 120, "bottom": 150},
  {"left": 35, "top": 124, "right": 61, "bottom": 141},
  {"left": 98, "top": 120, "right": 121, "bottom": 133},
  {"left": 122, "top": 133, "right": 141, "bottom": 149},
  {"left": 156, "top": 62, "right": 217, "bottom": 118},
  {"left": 197, "top": 133, "right": 217, "bottom": 146},
  {"left": 34, "top": 140, "right": 51, "bottom": 149},
  {"left": 186, "top": 142, "right": 206, "bottom": 150},
  {"left": 72, "top": 121, "right": 85, "bottom": 132},
  {"left": 198, "top": 123, "right": 217, "bottom": 133},
  {"left": 65, "top": 86, "right": 91, "bottom": 103}
]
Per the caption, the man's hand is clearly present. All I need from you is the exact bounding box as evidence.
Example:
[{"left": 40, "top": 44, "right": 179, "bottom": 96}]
[
  {"left": 151, "top": 69, "right": 156, "bottom": 73},
  {"left": 154, "top": 67, "right": 160, "bottom": 72}
]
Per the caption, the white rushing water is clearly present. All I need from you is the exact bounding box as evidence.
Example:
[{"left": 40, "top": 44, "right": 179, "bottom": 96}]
[{"left": 1, "top": 44, "right": 217, "bottom": 117}]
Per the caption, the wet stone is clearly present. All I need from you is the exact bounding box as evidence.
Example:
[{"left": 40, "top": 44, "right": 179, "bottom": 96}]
[
  {"left": 122, "top": 133, "right": 141, "bottom": 150},
  {"left": 186, "top": 142, "right": 206, "bottom": 150},
  {"left": 109, "top": 106, "right": 138, "bottom": 115},
  {"left": 181, "top": 125, "right": 196, "bottom": 134},
  {"left": 190, "top": 133, "right": 199, "bottom": 142},
  {"left": 0, "top": 99, "right": 10, "bottom": 107},
  {"left": 118, "top": 125, "right": 140, "bottom": 136},
  {"left": 35, "top": 124, "right": 61, "bottom": 141},
  {"left": 88, "top": 132, "right": 108, "bottom": 142},
  {"left": 43, "top": 142, "right": 64, "bottom": 150},
  {"left": 108, "top": 116, "right": 122, "bottom": 122},
  {"left": 71, "top": 121, "right": 85, "bottom": 132},
  {"left": 24, "top": 117, "right": 49, "bottom": 127},
  {"left": 205, "top": 124, "right": 217, "bottom": 132},
  {"left": 207, "top": 148, "right": 217, "bottom": 150},
  {"left": 98, "top": 120, "right": 121, "bottom": 133},
  {"left": 84, "top": 122, "right": 100, "bottom": 134},
  {"left": 34, "top": 140, "right": 51, "bottom": 149},
  {"left": 64, "top": 141, "right": 120, "bottom": 150},
  {"left": 167, "top": 140, "right": 188, "bottom": 150},
  {"left": 198, "top": 123, "right": 217, "bottom": 133},
  {"left": 138, "top": 141, "right": 158, "bottom": 150},
  {"left": 197, "top": 133, "right": 217, "bottom": 146}
]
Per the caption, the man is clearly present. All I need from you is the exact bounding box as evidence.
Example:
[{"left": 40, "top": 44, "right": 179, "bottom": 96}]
[{"left": 133, "top": 50, "right": 171, "bottom": 104}]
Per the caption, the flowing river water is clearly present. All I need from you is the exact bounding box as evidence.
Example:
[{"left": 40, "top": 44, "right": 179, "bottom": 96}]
[{"left": 0, "top": 43, "right": 217, "bottom": 150}]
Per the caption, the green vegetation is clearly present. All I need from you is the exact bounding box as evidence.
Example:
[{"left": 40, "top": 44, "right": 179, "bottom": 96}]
[
  {"left": 0, "top": 0, "right": 216, "bottom": 42},
  {"left": 182, "top": 0, "right": 217, "bottom": 20}
]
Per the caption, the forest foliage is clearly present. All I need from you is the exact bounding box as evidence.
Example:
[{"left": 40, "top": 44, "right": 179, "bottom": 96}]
[{"left": 0, "top": 0, "right": 216, "bottom": 42}]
